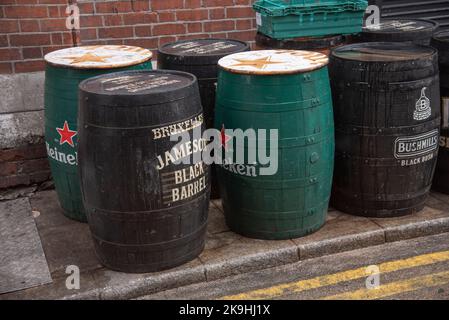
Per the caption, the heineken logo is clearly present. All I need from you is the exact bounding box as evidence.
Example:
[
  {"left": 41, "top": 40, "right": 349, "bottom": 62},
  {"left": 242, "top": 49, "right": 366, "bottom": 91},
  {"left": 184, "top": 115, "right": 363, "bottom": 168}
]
[
  {"left": 56, "top": 121, "right": 77, "bottom": 147},
  {"left": 220, "top": 125, "right": 232, "bottom": 150},
  {"left": 413, "top": 87, "right": 431, "bottom": 121},
  {"left": 46, "top": 142, "right": 77, "bottom": 166}
]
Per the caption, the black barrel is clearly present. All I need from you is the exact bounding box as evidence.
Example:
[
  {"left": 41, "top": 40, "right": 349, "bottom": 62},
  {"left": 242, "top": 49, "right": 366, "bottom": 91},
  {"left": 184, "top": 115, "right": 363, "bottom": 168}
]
[
  {"left": 78, "top": 70, "right": 210, "bottom": 273},
  {"left": 157, "top": 39, "right": 249, "bottom": 199},
  {"left": 255, "top": 32, "right": 345, "bottom": 56},
  {"left": 359, "top": 19, "right": 439, "bottom": 45},
  {"left": 432, "top": 31, "right": 449, "bottom": 193},
  {"left": 330, "top": 42, "right": 440, "bottom": 217}
]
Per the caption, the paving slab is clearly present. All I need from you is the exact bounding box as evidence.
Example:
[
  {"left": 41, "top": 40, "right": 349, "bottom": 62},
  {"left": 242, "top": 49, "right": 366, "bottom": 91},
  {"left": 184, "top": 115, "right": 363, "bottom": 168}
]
[
  {"left": 0, "top": 198, "right": 52, "bottom": 294},
  {"left": 292, "top": 211, "right": 385, "bottom": 260},
  {"left": 369, "top": 195, "right": 449, "bottom": 243},
  {"left": 28, "top": 191, "right": 101, "bottom": 279}
]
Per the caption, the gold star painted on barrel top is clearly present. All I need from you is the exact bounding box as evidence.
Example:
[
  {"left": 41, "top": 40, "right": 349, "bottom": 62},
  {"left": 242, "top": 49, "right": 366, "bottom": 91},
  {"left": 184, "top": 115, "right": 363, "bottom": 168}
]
[
  {"left": 62, "top": 53, "right": 113, "bottom": 65},
  {"left": 230, "top": 56, "right": 283, "bottom": 70},
  {"left": 218, "top": 50, "right": 329, "bottom": 75},
  {"left": 44, "top": 45, "right": 153, "bottom": 69}
]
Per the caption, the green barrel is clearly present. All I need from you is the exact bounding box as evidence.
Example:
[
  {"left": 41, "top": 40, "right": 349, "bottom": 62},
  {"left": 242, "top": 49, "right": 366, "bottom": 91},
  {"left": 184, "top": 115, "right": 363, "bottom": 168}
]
[
  {"left": 215, "top": 50, "right": 334, "bottom": 240},
  {"left": 44, "top": 45, "right": 153, "bottom": 222}
]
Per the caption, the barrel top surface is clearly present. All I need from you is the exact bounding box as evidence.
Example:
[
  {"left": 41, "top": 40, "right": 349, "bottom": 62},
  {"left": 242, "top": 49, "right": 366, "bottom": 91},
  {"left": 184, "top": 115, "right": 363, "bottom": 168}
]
[
  {"left": 79, "top": 70, "right": 194, "bottom": 96},
  {"left": 332, "top": 42, "right": 436, "bottom": 62},
  {"left": 44, "top": 45, "right": 153, "bottom": 69},
  {"left": 218, "top": 50, "right": 328, "bottom": 75},
  {"left": 159, "top": 38, "right": 248, "bottom": 57},
  {"left": 433, "top": 30, "right": 449, "bottom": 43},
  {"left": 362, "top": 19, "right": 438, "bottom": 34}
]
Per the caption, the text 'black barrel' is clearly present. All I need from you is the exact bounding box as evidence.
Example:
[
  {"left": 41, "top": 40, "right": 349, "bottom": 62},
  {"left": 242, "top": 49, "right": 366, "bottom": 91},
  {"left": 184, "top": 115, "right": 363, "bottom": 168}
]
[
  {"left": 78, "top": 70, "right": 209, "bottom": 273},
  {"left": 330, "top": 42, "right": 440, "bottom": 217}
]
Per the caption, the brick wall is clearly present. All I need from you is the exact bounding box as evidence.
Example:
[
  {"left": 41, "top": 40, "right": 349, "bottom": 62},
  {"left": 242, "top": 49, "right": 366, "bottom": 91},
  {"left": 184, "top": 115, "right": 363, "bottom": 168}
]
[
  {"left": 0, "top": 0, "right": 256, "bottom": 189},
  {"left": 0, "top": 0, "right": 257, "bottom": 74}
]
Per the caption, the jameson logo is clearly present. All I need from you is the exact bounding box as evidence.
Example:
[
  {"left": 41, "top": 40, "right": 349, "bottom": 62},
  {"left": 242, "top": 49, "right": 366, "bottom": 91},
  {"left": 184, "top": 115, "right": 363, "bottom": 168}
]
[{"left": 394, "top": 130, "right": 439, "bottom": 166}]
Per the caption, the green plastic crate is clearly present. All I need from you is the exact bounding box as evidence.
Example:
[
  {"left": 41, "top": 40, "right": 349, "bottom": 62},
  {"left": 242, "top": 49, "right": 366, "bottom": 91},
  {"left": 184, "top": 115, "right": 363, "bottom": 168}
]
[{"left": 253, "top": 0, "right": 368, "bottom": 39}]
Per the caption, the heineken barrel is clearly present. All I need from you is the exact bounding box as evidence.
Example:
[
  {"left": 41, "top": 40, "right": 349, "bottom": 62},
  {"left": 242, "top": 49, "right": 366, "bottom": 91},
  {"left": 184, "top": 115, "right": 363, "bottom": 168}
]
[
  {"left": 158, "top": 39, "right": 249, "bottom": 199},
  {"left": 78, "top": 70, "right": 209, "bottom": 273},
  {"left": 255, "top": 32, "right": 345, "bottom": 56},
  {"left": 359, "top": 19, "right": 438, "bottom": 45},
  {"left": 44, "top": 45, "right": 152, "bottom": 222},
  {"left": 216, "top": 50, "right": 334, "bottom": 240},
  {"left": 432, "top": 31, "right": 449, "bottom": 193},
  {"left": 330, "top": 43, "right": 440, "bottom": 217}
]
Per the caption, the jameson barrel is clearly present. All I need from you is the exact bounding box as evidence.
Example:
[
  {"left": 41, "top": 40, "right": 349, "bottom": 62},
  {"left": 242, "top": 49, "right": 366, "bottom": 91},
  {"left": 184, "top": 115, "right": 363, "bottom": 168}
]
[
  {"left": 330, "top": 43, "right": 440, "bottom": 217},
  {"left": 359, "top": 19, "right": 438, "bottom": 45},
  {"left": 431, "top": 31, "right": 449, "bottom": 193},
  {"left": 216, "top": 50, "right": 334, "bottom": 240},
  {"left": 255, "top": 32, "right": 345, "bottom": 56},
  {"left": 158, "top": 39, "right": 249, "bottom": 199},
  {"left": 44, "top": 45, "right": 152, "bottom": 222},
  {"left": 78, "top": 70, "right": 209, "bottom": 273}
]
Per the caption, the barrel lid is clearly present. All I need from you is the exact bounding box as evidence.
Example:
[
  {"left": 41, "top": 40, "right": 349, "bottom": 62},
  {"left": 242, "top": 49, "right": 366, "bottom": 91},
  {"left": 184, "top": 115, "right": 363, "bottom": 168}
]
[
  {"left": 79, "top": 70, "right": 195, "bottom": 96},
  {"left": 433, "top": 30, "right": 449, "bottom": 43},
  {"left": 218, "top": 50, "right": 328, "bottom": 75},
  {"left": 44, "top": 45, "right": 153, "bottom": 69},
  {"left": 332, "top": 42, "right": 436, "bottom": 62},
  {"left": 363, "top": 19, "right": 438, "bottom": 36},
  {"left": 158, "top": 39, "right": 249, "bottom": 65}
]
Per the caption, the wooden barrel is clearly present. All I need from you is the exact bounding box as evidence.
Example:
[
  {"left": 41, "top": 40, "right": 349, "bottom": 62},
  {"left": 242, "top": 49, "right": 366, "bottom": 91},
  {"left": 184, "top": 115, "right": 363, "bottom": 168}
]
[
  {"left": 44, "top": 45, "right": 152, "bottom": 222},
  {"left": 157, "top": 39, "right": 249, "bottom": 199},
  {"left": 431, "top": 31, "right": 449, "bottom": 193},
  {"left": 255, "top": 32, "right": 345, "bottom": 56},
  {"left": 78, "top": 70, "right": 209, "bottom": 273},
  {"left": 358, "top": 19, "right": 439, "bottom": 45},
  {"left": 216, "top": 50, "right": 334, "bottom": 240},
  {"left": 330, "top": 43, "right": 440, "bottom": 217}
]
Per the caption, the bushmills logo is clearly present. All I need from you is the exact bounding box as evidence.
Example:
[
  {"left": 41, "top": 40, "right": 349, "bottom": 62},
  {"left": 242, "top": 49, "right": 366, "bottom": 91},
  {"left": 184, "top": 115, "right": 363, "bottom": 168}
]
[{"left": 413, "top": 87, "right": 431, "bottom": 121}]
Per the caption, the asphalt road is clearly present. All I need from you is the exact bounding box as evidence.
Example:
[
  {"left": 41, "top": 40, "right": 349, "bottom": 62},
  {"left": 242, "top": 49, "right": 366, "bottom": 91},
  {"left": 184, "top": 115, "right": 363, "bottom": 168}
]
[{"left": 141, "top": 232, "right": 449, "bottom": 300}]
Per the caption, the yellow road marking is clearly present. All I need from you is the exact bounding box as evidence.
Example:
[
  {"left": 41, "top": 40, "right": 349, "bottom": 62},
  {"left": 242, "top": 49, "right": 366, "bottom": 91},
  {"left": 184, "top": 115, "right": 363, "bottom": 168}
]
[
  {"left": 220, "top": 250, "right": 449, "bottom": 300},
  {"left": 322, "top": 270, "right": 449, "bottom": 300}
]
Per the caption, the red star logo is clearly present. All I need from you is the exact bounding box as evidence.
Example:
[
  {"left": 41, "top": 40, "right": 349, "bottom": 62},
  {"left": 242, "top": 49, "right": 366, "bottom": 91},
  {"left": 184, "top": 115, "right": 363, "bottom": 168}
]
[
  {"left": 220, "top": 125, "right": 232, "bottom": 150},
  {"left": 56, "top": 121, "right": 77, "bottom": 147}
]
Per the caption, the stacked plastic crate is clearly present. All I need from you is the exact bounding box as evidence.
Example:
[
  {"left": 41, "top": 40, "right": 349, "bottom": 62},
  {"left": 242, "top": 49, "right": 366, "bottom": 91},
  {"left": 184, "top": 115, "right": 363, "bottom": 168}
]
[{"left": 253, "top": 0, "right": 369, "bottom": 40}]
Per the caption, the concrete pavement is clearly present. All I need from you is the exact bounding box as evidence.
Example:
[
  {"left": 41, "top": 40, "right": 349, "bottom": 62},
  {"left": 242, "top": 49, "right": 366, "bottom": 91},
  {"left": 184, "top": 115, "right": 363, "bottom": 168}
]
[{"left": 1, "top": 189, "right": 449, "bottom": 299}]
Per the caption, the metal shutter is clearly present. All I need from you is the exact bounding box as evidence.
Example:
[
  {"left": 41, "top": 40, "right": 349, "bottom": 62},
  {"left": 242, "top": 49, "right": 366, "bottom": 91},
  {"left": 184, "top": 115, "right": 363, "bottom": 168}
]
[{"left": 378, "top": 0, "right": 449, "bottom": 30}]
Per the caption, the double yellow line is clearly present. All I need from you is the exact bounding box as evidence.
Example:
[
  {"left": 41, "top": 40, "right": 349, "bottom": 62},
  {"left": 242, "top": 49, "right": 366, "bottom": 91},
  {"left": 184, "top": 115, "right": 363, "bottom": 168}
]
[{"left": 221, "top": 250, "right": 449, "bottom": 300}]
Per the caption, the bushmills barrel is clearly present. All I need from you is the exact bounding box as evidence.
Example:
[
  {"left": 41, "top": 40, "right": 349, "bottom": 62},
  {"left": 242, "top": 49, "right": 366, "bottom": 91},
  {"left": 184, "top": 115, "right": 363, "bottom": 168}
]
[
  {"left": 216, "top": 50, "right": 334, "bottom": 240},
  {"left": 431, "top": 31, "right": 449, "bottom": 193},
  {"left": 44, "top": 45, "right": 152, "bottom": 222},
  {"left": 158, "top": 39, "right": 249, "bottom": 199},
  {"left": 330, "top": 43, "right": 440, "bottom": 217},
  {"left": 78, "top": 70, "right": 209, "bottom": 273}
]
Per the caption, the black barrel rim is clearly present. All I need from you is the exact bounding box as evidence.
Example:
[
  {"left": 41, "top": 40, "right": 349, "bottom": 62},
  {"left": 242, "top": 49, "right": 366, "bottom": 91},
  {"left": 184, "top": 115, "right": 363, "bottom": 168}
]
[
  {"left": 79, "top": 69, "right": 198, "bottom": 106},
  {"left": 362, "top": 19, "right": 439, "bottom": 40},
  {"left": 331, "top": 42, "right": 437, "bottom": 63},
  {"left": 255, "top": 32, "right": 344, "bottom": 50},
  {"left": 158, "top": 38, "right": 250, "bottom": 65}
]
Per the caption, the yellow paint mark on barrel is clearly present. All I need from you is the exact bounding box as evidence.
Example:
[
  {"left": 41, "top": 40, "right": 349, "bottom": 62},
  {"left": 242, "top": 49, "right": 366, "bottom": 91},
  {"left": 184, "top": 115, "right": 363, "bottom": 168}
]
[{"left": 220, "top": 250, "right": 449, "bottom": 300}]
